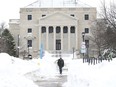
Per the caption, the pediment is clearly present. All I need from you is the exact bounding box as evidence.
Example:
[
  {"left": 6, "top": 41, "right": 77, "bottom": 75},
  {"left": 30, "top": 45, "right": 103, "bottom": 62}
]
[
  {"left": 39, "top": 12, "right": 77, "bottom": 25},
  {"left": 40, "top": 12, "right": 77, "bottom": 21}
]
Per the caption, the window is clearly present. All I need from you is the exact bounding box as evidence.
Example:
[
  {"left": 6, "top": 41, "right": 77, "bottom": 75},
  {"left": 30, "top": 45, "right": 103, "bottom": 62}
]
[
  {"left": 42, "top": 14, "right": 46, "bottom": 17},
  {"left": 70, "top": 14, "right": 75, "bottom": 17},
  {"left": 85, "top": 28, "right": 89, "bottom": 33},
  {"left": 28, "top": 28, "right": 32, "bottom": 33},
  {"left": 85, "top": 14, "right": 89, "bottom": 20},
  {"left": 63, "top": 26, "right": 68, "bottom": 33},
  {"left": 49, "top": 26, "right": 53, "bottom": 33},
  {"left": 56, "top": 26, "right": 61, "bottom": 33},
  {"left": 27, "top": 40, "right": 32, "bottom": 47},
  {"left": 27, "top": 15, "right": 32, "bottom": 20},
  {"left": 70, "top": 26, "right": 75, "bottom": 33},
  {"left": 41, "top": 26, "right": 46, "bottom": 33},
  {"left": 85, "top": 40, "right": 89, "bottom": 47}
]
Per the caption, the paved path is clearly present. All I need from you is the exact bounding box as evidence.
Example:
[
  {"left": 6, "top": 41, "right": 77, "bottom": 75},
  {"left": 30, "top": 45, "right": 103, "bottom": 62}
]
[{"left": 34, "top": 75, "right": 67, "bottom": 87}]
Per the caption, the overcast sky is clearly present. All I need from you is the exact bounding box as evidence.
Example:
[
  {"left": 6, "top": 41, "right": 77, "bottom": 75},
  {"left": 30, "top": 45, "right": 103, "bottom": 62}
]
[{"left": 0, "top": 0, "right": 113, "bottom": 25}]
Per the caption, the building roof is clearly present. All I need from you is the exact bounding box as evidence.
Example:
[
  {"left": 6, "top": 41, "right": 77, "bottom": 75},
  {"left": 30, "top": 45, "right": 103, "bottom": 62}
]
[{"left": 25, "top": 0, "right": 91, "bottom": 8}]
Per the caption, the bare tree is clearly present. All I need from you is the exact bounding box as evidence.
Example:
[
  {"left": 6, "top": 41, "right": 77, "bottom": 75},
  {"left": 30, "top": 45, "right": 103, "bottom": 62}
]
[
  {"left": 100, "top": 1, "right": 116, "bottom": 49},
  {"left": 90, "top": 19, "right": 107, "bottom": 57},
  {"left": 101, "top": 1, "right": 116, "bottom": 29}
]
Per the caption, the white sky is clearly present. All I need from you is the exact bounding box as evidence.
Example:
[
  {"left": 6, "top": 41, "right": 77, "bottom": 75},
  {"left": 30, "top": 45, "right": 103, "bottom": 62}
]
[{"left": 0, "top": 0, "right": 113, "bottom": 25}]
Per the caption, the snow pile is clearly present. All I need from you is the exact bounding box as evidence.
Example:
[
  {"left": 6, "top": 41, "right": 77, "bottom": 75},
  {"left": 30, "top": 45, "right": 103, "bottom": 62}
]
[
  {"left": 0, "top": 53, "right": 38, "bottom": 87},
  {"left": 67, "top": 59, "right": 116, "bottom": 87}
]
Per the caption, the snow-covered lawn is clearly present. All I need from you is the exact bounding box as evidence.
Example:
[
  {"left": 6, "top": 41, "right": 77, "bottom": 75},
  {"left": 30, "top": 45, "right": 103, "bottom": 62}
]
[
  {"left": 0, "top": 52, "right": 116, "bottom": 87},
  {"left": 66, "top": 58, "right": 116, "bottom": 87},
  {"left": 0, "top": 53, "right": 39, "bottom": 87}
]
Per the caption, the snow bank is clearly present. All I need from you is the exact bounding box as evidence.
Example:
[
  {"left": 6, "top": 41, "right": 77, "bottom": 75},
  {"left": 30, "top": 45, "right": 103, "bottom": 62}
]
[
  {"left": 67, "top": 59, "right": 116, "bottom": 87},
  {"left": 0, "top": 53, "right": 38, "bottom": 87}
]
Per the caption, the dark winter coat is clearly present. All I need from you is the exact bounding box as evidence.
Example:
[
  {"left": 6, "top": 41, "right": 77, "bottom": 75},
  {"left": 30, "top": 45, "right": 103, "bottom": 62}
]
[{"left": 57, "top": 58, "right": 64, "bottom": 68}]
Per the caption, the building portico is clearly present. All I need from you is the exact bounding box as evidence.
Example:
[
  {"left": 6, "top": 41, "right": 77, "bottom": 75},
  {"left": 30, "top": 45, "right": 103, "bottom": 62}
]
[{"left": 38, "top": 12, "right": 78, "bottom": 52}]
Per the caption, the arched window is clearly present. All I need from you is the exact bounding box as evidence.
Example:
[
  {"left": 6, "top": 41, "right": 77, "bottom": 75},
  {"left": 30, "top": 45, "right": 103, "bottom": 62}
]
[
  {"left": 63, "top": 26, "right": 68, "bottom": 33},
  {"left": 49, "top": 26, "right": 53, "bottom": 33},
  {"left": 41, "top": 26, "right": 46, "bottom": 33},
  {"left": 70, "top": 26, "right": 75, "bottom": 33},
  {"left": 56, "top": 26, "right": 61, "bottom": 33}
]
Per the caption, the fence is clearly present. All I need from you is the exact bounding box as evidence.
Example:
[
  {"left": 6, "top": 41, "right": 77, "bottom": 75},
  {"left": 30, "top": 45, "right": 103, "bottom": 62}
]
[{"left": 83, "top": 57, "right": 113, "bottom": 65}]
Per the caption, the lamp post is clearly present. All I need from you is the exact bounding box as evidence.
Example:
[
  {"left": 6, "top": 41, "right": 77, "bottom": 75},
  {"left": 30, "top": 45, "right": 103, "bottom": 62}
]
[
  {"left": 72, "top": 47, "right": 75, "bottom": 59},
  {"left": 82, "top": 32, "right": 85, "bottom": 63},
  {"left": 28, "top": 44, "right": 29, "bottom": 56},
  {"left": 85, "top": 40, "right": 89, "bottom": 58},
  {"left": 82, "top": 32, "right": 85, "bottom": 42}
]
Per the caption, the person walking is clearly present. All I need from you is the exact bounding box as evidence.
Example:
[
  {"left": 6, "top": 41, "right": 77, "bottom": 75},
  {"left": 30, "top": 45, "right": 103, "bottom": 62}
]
[{"left": 57, "top": 57, "right": 64, "bottom": 74}]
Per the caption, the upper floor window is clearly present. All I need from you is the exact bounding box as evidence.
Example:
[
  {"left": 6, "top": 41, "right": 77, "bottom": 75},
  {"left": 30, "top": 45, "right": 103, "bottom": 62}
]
[
  {"left": 70, "top": 14, "right": 75, "bottom": 17},
  {"left": 41, "top": 26, "right": 46, "bottom": 33},
  {"left": 70, "top": 26, "right": 75, "bottom": 33},
  {"left": 27, "top": 40, "right": 32, "bottom": 47},
  {"left": 63, "top": 26, "right": 68, "bottom": 33},
  {"left": 85, "top": 28, "right": 89, "bottom": 33},
  {"left": 28, "top": 28, "right": 32, "bottom": 33},
  {"left": 42, "top": 14, "right": 46, "bottom": 17},
  {"left": 49, "top": 26, "right": 53, "bottom": 33},
  {"left": 27, "top": 15, "right": 32, "bottom": 20},
  {"left": 56, "top": 26, "right": 61, "bottom": 33},
  {"left": 85, "top": 14, "right": 89, "bottom": 20}
]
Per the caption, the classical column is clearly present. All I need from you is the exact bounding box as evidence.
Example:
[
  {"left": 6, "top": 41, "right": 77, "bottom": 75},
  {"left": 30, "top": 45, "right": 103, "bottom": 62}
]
[
  {"left": 68, "top": 26, "right": 70, "bottom": 50},
  {"left": 75, "top": 25, "right": 78, "bottom": 49},
  {"left": 46, "top": 26, "right": 49, "bottom": 50},
  {"left": 61, "top": 26, "right": 63, "bottom": 50},
  {"left": 39, "top": 26, "right": 42, "bottom": 50},
  {"left": 53, "top": 26, "right": 56, "bottom": 50}
]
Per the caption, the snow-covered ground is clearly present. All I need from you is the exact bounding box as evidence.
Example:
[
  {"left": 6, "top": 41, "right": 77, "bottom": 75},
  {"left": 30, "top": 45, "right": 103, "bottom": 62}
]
[
  {"left": 66, "top": 58, "right": 116, "bottom": 87},
  {"left": 0, "top": 53, "right": 39, "bottom": 87},
  {"left": 0, "top": 51, "right": 116, "bottom": 87}
]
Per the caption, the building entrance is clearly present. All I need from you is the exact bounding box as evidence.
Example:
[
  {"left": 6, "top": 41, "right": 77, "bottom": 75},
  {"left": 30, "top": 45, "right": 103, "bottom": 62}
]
[{"left": 56, "top": 39, "right": 61, "bottom": 50}]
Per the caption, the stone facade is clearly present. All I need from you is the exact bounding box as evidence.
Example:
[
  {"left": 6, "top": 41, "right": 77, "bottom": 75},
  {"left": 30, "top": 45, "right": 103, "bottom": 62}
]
[{"left": 9, "top": 7, "right": 96, "bottom": 58}]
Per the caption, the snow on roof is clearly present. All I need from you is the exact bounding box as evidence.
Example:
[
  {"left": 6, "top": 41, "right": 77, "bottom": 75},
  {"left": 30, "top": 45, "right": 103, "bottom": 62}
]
[
  {"left": 25, "top": 0, "right": 91, "bottom": 8},
  {"left": 9, "top": 19, "right": 20, "bottom": 24}
]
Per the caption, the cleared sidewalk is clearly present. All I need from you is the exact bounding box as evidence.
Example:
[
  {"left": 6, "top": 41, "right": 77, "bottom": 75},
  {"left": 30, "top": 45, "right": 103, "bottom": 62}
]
[{"left": 34, "top": 75, "right": 67, "bottom": 87}]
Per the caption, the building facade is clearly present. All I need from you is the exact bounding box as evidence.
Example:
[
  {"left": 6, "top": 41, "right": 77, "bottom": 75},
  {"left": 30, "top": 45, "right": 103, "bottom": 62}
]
[{"left": 9, "top": 1, "right": 97, "bottom": 58}]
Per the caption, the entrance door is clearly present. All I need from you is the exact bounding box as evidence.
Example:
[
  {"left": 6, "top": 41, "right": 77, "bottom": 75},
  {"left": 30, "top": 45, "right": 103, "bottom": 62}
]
[{"left": 56, "top": 39, "right": 61, "bottom": 50}]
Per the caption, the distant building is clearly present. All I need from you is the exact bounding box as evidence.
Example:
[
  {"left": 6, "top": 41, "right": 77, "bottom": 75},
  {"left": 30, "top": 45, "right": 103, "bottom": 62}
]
[{"left": 9, "top": 0, "right": 97, "bottom": 58}]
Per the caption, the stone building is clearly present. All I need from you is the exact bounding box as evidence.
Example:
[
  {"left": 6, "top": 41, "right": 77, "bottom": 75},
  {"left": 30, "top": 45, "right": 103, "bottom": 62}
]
[{"left": 9, "top": 0, "right": 97, "bottom": 58}]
